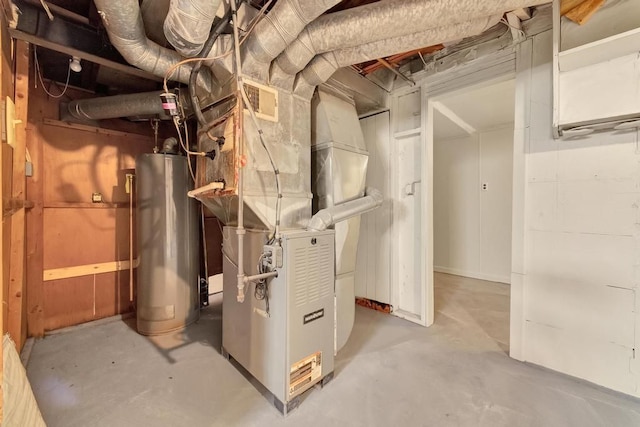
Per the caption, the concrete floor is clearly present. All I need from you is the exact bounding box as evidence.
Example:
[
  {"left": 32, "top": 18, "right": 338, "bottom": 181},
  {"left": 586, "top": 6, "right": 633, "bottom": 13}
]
[{"left": 26, "top": 273, "right": 640, "bottom": 426}]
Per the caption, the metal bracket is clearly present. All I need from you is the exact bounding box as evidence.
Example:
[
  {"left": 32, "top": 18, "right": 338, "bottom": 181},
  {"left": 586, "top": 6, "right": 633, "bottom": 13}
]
[{"left": 404, "top": 180, "right": 421, "bottom": 196}]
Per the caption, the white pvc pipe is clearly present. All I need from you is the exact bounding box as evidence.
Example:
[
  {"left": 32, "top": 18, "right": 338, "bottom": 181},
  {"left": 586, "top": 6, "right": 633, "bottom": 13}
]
[{"left": 230, "top": 0, "right": 248, "bottom": 303}]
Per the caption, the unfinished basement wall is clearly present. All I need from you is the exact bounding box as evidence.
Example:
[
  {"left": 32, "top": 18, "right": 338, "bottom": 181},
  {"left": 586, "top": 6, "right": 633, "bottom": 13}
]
[
  {"left": 510, "top": 29, "right": 640, "bottom": 397},
  {"left": 434, "top": 126, "right": 513, "bottom": 284},
  {"left": 25, "top": 84, "right": 156, "bottom": 333}
]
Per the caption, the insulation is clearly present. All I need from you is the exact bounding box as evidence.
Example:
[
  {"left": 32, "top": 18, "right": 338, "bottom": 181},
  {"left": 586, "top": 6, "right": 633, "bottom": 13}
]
[
  {"left": 241, "top": 0, "right": 341, "bottom": 77},
  {"left": 295, "top": 16, "right": 502, "bottom": 96},
  {"left": 94, "top": 0, "right": 210, "bottom": 89},
  {"left": 2, "top": 335, "right": 46, "bottom": 427},
  {"left": 272, "top": 0, "right": 549, "bottom": 86},
  {"left": 164, "top": 0, "right": 222, "bottom": 57}
]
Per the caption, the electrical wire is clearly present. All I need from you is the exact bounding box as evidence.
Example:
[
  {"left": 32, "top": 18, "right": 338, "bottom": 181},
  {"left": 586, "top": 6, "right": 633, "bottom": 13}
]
[
  {"left": 172, "top": 116, "right": 199, "bottom": 182},
  {"left": 239, "top": 83, "right": 283, "bottom": 243},
  {"left": 254, "top": 252, "right": 270, "bottom": 315},
  {"left": 150, "top": 119, "right": 159, "bottom": 153},
  {"left": 224, "top": 0, "right": 282, "bottom": 243},
  {"left": 200, "top": 204, "right": 209, "bottom": 307},
  {"left": 34, "top": 45, "right": 71, "bottom": 98}
]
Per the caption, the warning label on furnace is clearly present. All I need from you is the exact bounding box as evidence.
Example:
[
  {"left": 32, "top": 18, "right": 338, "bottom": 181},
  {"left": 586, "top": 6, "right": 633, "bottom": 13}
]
[{"left": 289, "top": 352, "right": 322, "bottom": 397}]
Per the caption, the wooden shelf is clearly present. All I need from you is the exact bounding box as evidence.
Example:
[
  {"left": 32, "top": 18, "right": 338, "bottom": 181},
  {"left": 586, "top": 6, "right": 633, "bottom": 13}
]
[{"left": 559, "top": 27, "right": 640, "bottom": 72}]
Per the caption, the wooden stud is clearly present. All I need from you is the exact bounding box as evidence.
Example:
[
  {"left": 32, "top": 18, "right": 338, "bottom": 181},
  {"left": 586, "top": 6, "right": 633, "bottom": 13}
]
[
  {"left": 565, "top": 0, "right": 605, "bottom": 25},
  {"left": 26, "top": 125, "right": 44, "bottom": 337},
  {"left": 0, "top": 9, "right": 15, "bottom": 423},
  {"left": 43, "top": 258, "right": 139, "bottom": 282},
  {"left": 42, "top": 118, "right": 154, "bottom": 140},
  {"left": 560, "top": 0, "right": 588, "bottom": 15},
  {"left": 7, "top": 40, "right": 29, "bottom": 351}
]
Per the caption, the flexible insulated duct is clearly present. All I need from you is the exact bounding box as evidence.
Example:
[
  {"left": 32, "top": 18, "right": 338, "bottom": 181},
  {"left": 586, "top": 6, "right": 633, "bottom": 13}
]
[
  {"left": 164, "top": 0, "right": 222, "bottom": 57},
  {"left": 66, "top": 91, "right": 168, "bottom": 121},
  {"left": 295, "top": 15, "right": 501, "bottom": 96},
  {"left": 241, "top": 0, "right": 341, "bottom": 74},
  {"left": 308, "top": 188, "right": 384, "bottom": 232},
  {"left": 272, "top": 0, "right": 549, "bottom": 85},
  {"left": 94, "top": 0, "right": 210, "bottom": 90}
]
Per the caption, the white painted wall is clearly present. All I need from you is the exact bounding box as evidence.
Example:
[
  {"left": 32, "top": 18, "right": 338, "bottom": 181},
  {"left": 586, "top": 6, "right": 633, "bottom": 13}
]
[
  {"left": 434, "top": 134, "right": 480, "bottom": 277},
  {"left": 511, "top": 29, "right": 640, "bottom": 397},
  {"left": 434, "top": 126, "right": 513, "bottom": 284},
  {"left": 355, "top": 111, "right": 392, "bottom": 304}
]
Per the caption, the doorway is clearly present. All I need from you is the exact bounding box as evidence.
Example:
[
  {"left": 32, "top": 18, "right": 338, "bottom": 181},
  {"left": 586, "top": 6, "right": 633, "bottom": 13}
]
[{"left": 430, "top": 78, "right": 515, "bottom": 352}]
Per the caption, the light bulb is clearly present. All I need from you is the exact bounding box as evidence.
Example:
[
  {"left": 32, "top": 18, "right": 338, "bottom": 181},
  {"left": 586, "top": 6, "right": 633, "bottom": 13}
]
[{"left": 69, "top": 56, "right": 82, "bottom": 73}]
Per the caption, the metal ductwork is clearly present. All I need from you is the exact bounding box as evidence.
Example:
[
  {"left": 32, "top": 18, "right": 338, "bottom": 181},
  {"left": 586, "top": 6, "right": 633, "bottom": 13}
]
[
  {"left": 164, "top": 0, "right": 222, "bottom": 57},
  {"left": 310, "top": 88, "right": 374, "bottom": 351},
  {"left": 93, "top": 0, "right": 210, "bottom": 90},
  {"left": 272, "top": 0, "right": 548, "bottom": 87},
  {"left": 65, "top": 91, "right": 170, "bottom": 121},
  {"left": 241, "top": 0, "right": 341, "bottom": 78},
  {"left": 308, "top": 187, "right": 383, "bottom": 232},
  {"left": 295, "top": 15, "right": 502, "bottom": 96}
]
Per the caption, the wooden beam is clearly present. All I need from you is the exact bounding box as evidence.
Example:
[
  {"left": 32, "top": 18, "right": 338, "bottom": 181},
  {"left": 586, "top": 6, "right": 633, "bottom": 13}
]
[
  {"left": 43, "top": 202, "right": 134, "bottom": 209},
  {"left": 43, "top": 258, "right": 139, "bottom": 282},
  {"left": 0, "top": 4, "right": 13, "bottom": 419},
  {"left": 8, "top": 29, "right": 162, "bottom": 83},
  {"left": 359, "top": 45, "right": 445, "bottom": 75},
  {"left": 26, "top": 123, "right": 44, "bottom": 337},
  {"left": 432, "top": 101, "right": 477, "bottom": 135},
  {"left": 7, "top": 40, "right": 29, "bottom": 351},
  {"left": 42, "top": 118, "right": 154, "bottom": 140},
  {"left": 560, "top": 0, "right": 588, "bottom": 15},
  {"left": 506, "top": 12, "right": 525, "bottom": 43},
  {"left": 375, "top": 58, "right": 415, "bottom": 87},
  {"left": 565, "top": 0, "right": 605, "bottom": 25}
]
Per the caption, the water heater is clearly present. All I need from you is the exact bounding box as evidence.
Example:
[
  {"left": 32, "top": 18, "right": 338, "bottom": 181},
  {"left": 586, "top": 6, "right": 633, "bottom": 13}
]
[{"left": 136, "top": 153, "right": 200, "bottom": 335}]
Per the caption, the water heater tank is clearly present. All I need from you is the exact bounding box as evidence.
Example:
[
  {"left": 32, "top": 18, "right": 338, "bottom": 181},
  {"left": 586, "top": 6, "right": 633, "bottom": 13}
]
[{"left": 136, "top": 153, "right": 200, "bottom": 335}]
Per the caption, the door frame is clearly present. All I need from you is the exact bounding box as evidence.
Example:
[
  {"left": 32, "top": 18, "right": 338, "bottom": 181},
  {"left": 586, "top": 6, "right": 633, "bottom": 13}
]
[{"left": 389, "top": 47, "right": 517, "bottom": 327}]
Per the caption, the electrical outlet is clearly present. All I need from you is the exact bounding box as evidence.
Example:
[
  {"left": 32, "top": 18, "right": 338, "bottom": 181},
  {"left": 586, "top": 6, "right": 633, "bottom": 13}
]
[
  {"left": 92, "top": 192, "right": 103, "bottom": 203},
  {"left": 481, "top": 183, "right": 488, "bottom": 191}
]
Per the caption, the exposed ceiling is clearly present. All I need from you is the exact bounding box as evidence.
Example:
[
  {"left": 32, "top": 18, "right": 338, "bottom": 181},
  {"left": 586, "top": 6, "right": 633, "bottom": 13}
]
[
  {"left": 434, "top": 78, "right": 516, "bottom": 140},
  {"left": 17, "top": 0, "right": 535, "bottom": 99},
  {"left": 23, "top": 0, "right": 392, "bottom": 95}
]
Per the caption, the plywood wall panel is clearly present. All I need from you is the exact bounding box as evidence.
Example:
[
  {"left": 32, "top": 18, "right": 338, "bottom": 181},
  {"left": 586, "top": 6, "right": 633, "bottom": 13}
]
[
  {"left": 94, "top": 270, "right": 131, "bottom": 320},
  {"left": 26, "top": 83, "right": 157, "bottom": 332},
  {"left": 40, "top": 124, "right": 150, "bottom": 204},
  {"left": 43, "top": 269, "right": 133, "bottom": 332},
  {"left": 42, "top": 207, "right": 132, "bottom": 270},
  {"left": 43, "top": 276, "right": 95, "bottom": 331}
]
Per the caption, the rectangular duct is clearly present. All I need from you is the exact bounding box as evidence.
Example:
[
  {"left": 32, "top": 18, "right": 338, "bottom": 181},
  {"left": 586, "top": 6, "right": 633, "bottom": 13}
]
[{"left": 194, "top": 86, "right": 312, "bottom": 231}]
